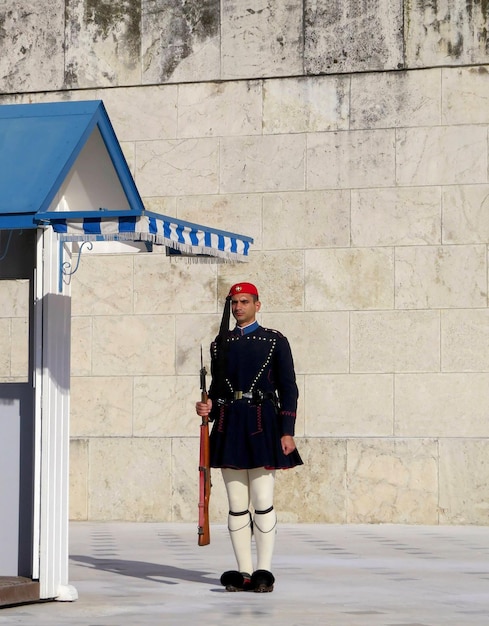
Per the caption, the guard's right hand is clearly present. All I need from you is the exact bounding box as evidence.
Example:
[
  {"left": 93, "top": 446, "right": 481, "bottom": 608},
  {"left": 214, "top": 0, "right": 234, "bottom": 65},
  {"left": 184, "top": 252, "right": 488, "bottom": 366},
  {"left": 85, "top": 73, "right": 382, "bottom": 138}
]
[{"left": 196, "top": 398, "right": 212, "bottom": 416}]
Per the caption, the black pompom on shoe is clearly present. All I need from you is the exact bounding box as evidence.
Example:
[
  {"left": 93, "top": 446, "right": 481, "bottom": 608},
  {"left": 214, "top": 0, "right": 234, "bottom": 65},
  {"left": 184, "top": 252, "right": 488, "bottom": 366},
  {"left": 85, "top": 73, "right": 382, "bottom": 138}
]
[
  {"left": 251, "top": 569, "right": 275, "bottom": 593},
  {"left": 220, "top": 570, "right": 252, "bottom": 592}
]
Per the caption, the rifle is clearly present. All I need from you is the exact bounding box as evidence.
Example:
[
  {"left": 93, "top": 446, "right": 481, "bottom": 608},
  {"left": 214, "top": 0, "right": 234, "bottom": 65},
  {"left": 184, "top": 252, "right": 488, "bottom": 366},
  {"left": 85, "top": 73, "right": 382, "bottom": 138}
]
[{"left": 198, "top": 346, "right": 211, "bottom": 546}]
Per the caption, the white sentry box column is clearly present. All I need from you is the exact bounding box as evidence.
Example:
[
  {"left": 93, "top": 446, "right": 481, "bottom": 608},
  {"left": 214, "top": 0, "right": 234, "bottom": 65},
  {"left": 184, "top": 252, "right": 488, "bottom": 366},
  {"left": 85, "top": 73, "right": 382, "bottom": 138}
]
[{"left": 34, "top": 226, "right": 77, "bottom": 601}]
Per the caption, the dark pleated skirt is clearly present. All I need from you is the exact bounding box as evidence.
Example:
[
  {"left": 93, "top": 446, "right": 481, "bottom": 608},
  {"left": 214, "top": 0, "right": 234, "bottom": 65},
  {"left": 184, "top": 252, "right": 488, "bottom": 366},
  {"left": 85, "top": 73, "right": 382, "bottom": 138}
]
[{"left": 209, "top": 400, "right": 303, "bottom": 470}]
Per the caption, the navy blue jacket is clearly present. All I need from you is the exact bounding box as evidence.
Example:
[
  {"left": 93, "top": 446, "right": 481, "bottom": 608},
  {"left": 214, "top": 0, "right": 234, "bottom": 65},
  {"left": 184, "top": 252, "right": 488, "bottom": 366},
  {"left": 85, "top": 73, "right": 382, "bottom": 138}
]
[{"left": 208, "top": 324, "right": 303, "bottom": 470}]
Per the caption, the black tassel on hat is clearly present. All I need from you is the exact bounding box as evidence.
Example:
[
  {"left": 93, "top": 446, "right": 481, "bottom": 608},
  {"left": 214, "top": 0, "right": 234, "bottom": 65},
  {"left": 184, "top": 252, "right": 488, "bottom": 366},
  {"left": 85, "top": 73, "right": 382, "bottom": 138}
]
[
  {"left": 213, "top": 295, "right": 232, "bottom": 399},
  {"left": 218, "top": 295, "right": 232, "bottom": 339}
]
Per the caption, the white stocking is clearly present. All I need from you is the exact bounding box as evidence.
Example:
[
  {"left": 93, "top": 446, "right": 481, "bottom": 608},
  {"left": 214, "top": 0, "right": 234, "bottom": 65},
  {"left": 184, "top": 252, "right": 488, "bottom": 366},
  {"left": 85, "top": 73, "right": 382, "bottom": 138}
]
[
  {"left": 249, "top": 468, "right": 277, "bottom": 572},
  {"left": 221, "top": 468, "right": 253, "bottom": 575}
]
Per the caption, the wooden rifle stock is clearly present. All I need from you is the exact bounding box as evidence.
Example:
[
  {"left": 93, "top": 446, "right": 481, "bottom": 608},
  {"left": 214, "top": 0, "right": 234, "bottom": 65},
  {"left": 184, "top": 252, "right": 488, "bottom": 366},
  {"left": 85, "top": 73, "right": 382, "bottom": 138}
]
[{"left": 198, "top": 350, "right": 211, "bottom": 546}]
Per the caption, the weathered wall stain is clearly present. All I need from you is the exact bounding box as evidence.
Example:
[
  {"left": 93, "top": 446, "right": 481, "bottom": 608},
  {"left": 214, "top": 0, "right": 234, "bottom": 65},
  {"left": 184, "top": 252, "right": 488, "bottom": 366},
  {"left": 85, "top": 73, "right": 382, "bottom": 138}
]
[
  {"left": 0, "top": 4, "right": 64, "bottom": 93},
  {"left": 142, "top": 0, "right": 219, "bottom": 83},
  {"left": 85, "top": 0, "right": 141, "bottom": 52},
  {"left": 406, "top": 0, "right": 489, "bottom": 63},
  {"left": 304, "top": 0, "right": 404, "bottom": 74},
  {"left": 1, "top": 2, "right": 489, "bottom": 96},
  {"left": 64, "top": 0, "right": 141, "bottom": 87}
]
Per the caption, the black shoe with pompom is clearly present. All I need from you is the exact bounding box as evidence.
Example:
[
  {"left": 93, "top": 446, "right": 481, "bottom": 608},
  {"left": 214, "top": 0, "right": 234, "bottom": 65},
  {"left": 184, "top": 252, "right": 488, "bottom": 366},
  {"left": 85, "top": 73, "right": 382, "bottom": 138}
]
[
  {"left": 220, "top": 570, "right": 253, "bottom": 592},
  {"left": 251, "top": 569, "right": 275, "bottom": 593}
]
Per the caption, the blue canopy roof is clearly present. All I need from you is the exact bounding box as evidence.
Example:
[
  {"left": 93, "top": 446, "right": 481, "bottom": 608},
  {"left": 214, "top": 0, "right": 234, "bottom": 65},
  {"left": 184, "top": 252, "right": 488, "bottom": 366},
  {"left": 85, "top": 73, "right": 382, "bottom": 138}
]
[
  {"left": 0, "top": 100, "right": 252, "bottom": 261},
  {"left": 0, "top": 100, "right": 144, "bottom": 229}
]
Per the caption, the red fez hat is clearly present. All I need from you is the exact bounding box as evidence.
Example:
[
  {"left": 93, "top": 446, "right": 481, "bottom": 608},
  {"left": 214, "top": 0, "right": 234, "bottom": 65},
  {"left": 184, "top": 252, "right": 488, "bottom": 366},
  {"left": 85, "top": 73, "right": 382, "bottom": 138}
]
[{"left": 228, "top": 282, "right": 259, "bottom": 298}]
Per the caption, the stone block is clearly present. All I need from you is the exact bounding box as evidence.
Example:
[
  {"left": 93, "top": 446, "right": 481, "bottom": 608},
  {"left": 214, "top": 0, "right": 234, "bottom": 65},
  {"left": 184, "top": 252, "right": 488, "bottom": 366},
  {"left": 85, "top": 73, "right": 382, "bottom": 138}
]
[
  {"left": 305, "top": 0, "right": 403, "bottom": 74},
  {"left": 350, "top": 311, "right": 440, "bottom": 373},
  {"left": 120, "top": 141, "right": 136, "bottom": 177},
  {"left": 92, "top": 315, "right": 175, "bottom": 376},
  {"left": 71, "top": 255, "right": 134, "bottom": 316},
  {"left": 275, "top": 438, "right": 346, "bottom": 523},
  {"left": 263, "top": 190, "right": 350, "bottom": 249},
  {"left": 307, "top": 130, "right": 396, "bottom": 189},
  {"left": 305, "top": 374, "right": 393, "bottom": 437},
  {"left": 70, "top": 376, "right": 133, "bottom": 437},
  {"left": 177, "top": 194, "right": 262, "bottom": 250},
  {"left": 439, "top": 439, "right": 489, "bottom": 524},
  {"left": 0, "top": 320, "right": 9, "bottom": 377},
  {"left": 442, "top": 310, "right": 489, "bottom": 371},
  {"left": 346, "top": 438, "right": 438, "bottom": 524},
  {"left": 305, "top": 248, "right": 394, "bottom": 310},
  {"left": 442, "top": 67, "right": 489, "bottom": 125},
  {"left": 0, "top": 0, "right": 65, "bottom": 92},
  {"left": 405, "top": 1, "right": 489, "bottom": 68},
  {"left": 220, "top": 134, "right": 306, "bottom": 193},
  {"left": 10, "top": 318, "right": 29, "bottom": 379},
  {"left": 263, "top": 75, "right": 350, "bottom": 134},
  {"left": 88, "top": 437, "right": 172, "bottom": 521},
  {"left": 171, "top": 437, "right": 199, "bottom": 522},
  {"left": 261, "top": 312, "right": 349, "bottom": 375},
  {"left": 178, "top": 81, "right": 262, "bottom": 137},
  {"left": 442, "top": 184, "right": 489, "bottom": 244},
  {"left": 351, "top": 187, "right": 441, "bottom": 246},
  {"left": 65, "top": 0, "right": 141, "bottom": 87},
  {"left": 396, "top": 126, "right": 487, "bottom": 186},
  {"left": 69, "top": 439, "right": 88, "bottom": 521},
  {"left": 395, "top": 245, "right": 487, "bottom": 309},
  {"left": 221, "top": 0, "right": 303, "bottom": 79},
  {"left": 71, "top": 317, "right": 92, "bottom": 377},
  {"left": 176, "top": 314, "right": 220, "bottom": 376},
  {"left": 0, "top": 280, "right": 29, "bottom": 318},
  {"left": 102, "top": 85, "right": 178, "bottom": 141},
  {"left": 140, "top": 197, "right": 177, "bottom": 223},
  {"left": 133, "top": 255, "right": 216, "bottom": 315},
  {"left": 0, "top": 282, "right": 29, "bottom": 379},
  {"left": 136, "top": 138, "right": 219, "bottom": 196},
  {"left": 395, "top": 373, "right": 489, "bottom": 437},
  {"left": 141, "top": 0, "right": 220, "bottom": 84},
  {"left": 351, "top": 68, "right": 441, "bottom": 129},
  {"left": 133, "top": 375, "right": 197, "bottom": 437}
]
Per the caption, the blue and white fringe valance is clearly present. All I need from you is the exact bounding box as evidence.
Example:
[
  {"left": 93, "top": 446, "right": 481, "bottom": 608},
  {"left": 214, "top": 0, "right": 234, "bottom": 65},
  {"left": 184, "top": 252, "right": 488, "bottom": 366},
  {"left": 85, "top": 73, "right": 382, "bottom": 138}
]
[{"left": 50, "top": 212, "right": 253, "bottom": 262}]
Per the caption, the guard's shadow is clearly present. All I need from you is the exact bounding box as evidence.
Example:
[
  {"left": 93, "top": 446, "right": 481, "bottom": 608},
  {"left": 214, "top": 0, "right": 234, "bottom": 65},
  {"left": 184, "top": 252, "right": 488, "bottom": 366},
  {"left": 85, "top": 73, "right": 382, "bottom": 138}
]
[{"left": 70, "top": 554, "right": 221, "bottom": 587}]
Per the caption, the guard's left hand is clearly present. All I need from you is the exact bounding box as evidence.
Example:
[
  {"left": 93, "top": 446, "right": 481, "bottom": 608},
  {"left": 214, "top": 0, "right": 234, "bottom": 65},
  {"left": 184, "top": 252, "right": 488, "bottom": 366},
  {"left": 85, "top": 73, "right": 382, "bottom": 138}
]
[{"left": 281, "top": 435, "right": 296, "bottom": 455}]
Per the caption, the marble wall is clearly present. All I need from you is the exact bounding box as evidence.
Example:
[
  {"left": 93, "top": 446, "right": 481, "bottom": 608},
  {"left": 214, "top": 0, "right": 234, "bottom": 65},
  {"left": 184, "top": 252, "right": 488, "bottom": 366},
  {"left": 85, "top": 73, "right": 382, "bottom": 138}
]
[
  {"left": 2, "top": 0, "right": 489, "bottom": 91},
  {"left": 1, "top": 1, "right": 489, "bottom": 526},
  {"left": 0, "top": 280, "right": 29, "bottom": 381}
]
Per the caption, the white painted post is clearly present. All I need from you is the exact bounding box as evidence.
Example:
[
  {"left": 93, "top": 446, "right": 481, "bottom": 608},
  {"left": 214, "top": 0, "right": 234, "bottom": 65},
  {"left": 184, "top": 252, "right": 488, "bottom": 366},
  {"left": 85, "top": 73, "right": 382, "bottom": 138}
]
[{"left": 34, "top": 227, "right": 77, "bottom": 601}]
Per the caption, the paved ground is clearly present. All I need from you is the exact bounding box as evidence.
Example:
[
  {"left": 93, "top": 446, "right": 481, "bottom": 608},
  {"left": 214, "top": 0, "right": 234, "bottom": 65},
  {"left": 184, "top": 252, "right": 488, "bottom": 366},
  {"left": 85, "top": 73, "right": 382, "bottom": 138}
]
[{"left": 1, "top": 522, "right": 489, "bottom": 625}]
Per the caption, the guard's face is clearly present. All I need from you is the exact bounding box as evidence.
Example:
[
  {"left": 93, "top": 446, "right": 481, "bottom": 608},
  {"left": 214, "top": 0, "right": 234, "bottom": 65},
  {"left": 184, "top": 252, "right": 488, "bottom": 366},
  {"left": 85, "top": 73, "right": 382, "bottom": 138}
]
[{"left": 231, "top": 293, "right": 261, "bottom": 327}]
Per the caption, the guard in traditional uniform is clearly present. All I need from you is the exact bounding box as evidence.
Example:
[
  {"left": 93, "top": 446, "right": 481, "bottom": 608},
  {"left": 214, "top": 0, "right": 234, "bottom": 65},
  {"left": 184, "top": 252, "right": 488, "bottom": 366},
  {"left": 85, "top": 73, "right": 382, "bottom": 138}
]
[{"left": 196, "top": 282, "right": 303, "bottom": 593}]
